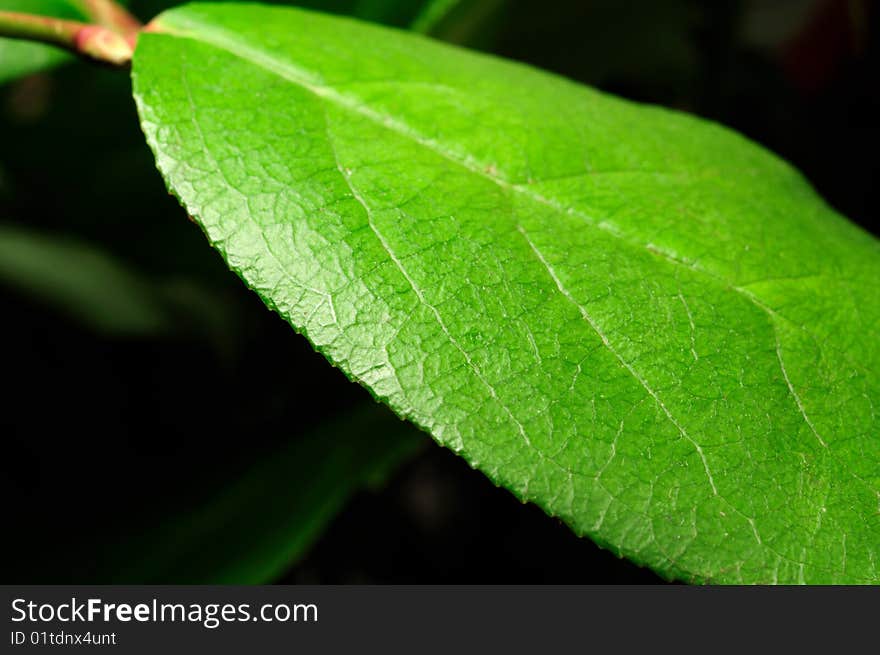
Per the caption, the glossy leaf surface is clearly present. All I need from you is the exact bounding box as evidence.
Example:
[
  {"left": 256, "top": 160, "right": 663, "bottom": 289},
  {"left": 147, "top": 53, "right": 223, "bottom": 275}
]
[{"left": 132, "top": 3, "right": 880, "bottom": 583}]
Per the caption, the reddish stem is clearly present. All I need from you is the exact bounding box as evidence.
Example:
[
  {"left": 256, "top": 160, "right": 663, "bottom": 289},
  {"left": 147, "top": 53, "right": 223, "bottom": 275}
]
[{"left": 0, "top": 11, "right": 134, "bottom": 66}]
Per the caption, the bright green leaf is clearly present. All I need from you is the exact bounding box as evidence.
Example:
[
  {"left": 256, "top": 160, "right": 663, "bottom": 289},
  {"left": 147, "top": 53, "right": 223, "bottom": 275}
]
[{"left": 132, "top": 3, "right": 880, "bottom": 584}]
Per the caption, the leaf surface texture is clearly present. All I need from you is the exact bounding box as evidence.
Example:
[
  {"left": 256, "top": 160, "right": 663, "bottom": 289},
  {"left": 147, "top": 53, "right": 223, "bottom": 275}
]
[{"left": 132, "top": 3, "right": 880, "bottom": 583}]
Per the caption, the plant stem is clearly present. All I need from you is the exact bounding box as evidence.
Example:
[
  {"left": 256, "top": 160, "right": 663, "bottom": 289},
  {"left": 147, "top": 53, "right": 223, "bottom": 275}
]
[
  {"left": 69, "top": 0, "right": 141, "bottom": 38},
  {"left": 0, "top": 11, "right": 133, "bottom": 66}
]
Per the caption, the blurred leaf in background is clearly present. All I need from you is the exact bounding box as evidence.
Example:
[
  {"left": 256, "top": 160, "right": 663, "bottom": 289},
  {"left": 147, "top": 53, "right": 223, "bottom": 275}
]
[
  {"left": 0, "top": 224, "right": 173, "bottom": 337},
  {"left": 8, "top": 405, "right": 424, "bottom": 583}
]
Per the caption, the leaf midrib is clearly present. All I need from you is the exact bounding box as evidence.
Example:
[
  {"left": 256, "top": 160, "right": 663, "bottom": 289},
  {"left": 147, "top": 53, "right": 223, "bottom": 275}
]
[
  {"left": 147, "top": 15, "right": 863, "bottom": 374},
  {"left": 146, "top": 14, "right": 878, "bottom": 511}
]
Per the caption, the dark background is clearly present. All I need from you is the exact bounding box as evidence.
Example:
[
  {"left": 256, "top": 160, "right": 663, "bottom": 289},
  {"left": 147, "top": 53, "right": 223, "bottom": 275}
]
[{"left": 1, "top": 0, "right": 877, "bottom": 583}]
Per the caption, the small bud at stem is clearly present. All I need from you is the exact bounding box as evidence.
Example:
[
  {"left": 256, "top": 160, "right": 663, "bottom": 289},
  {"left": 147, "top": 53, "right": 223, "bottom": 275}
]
[{"left": 73, "top": 24, "right": 134, "bottom": 65}]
